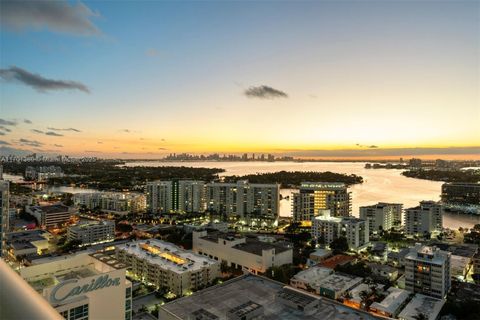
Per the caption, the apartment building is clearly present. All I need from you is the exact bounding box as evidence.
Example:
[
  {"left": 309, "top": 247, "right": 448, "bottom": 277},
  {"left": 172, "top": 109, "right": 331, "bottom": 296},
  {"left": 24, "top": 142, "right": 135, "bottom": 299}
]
[
  {"left": 0, "top": 180, "right": 9, "bottom": 257},
  {"left": 25, "top": 166, "right": 64, "bottom": 181},
  {"left": 115, "top": 239, "right": 220, "bottom": 296},
  {"left": 312, "top": 210, "right": 369, "bottom": 250},
  {"left": 404, "top": 244, "right": 451, "bottom": 299},
  {"left": 146, "top": 180, "right": 206, "bottom": 214},
  {"left": 404, "top": 201, "right": 443, "bottom": 237},
  {"left": 192, "top": 230, "right": 292, "bottom": 274},
  {"left": 67, "top": 220, "right": 115, "bottom": 246},
  {"left": 359, "top": 202, "right": 403, "bottom": 234},
  {"left": 26, "top": 204, "right": 76, "bottom": 229},
  {"left": 73, "top": 192, "right": 146, "bottom": 215},
  {"left": 293, "top": 182, "right": 351, "bottom": 224}
]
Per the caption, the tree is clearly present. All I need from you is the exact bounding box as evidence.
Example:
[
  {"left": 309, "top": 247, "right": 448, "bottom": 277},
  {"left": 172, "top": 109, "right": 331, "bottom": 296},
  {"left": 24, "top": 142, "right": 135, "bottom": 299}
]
[
  {"left": 330, "top": 237, "right": 349, "bottom": 253},
  {"left": 412, "top": 313, "right": 428, "bottom": 320}
]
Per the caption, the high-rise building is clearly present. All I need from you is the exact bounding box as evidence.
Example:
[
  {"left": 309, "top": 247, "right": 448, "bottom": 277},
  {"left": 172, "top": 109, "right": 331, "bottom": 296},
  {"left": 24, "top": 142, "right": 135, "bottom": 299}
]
[
  {"left": 312, "top": 210, "right": 369, "bottom": 250},
  {"left": 404, "top": 244, "right": 451, "bottom": 299},
  {"left": 359, "top": 202, "right": 403, "bottom": 234},
  {"left": 73, "top": 192, "right": 146, "bottom": 215},
  {"left": 441, "top": 183, "right": 480, "bottom": 207},
  {"left": 0, "top": 180, "right": 9, "bottom": 257},
  {"left": 206, "top": 181, "right": 279, "bottom": 219},
  {"left": 404, "top": 201, "right": 443, "bottom": 237},
  {"left": 293, "top": 182, "right": 351, "bottom": 224},
  {"left": 146, "top": 180, "right": 206, "bottom": 214}
]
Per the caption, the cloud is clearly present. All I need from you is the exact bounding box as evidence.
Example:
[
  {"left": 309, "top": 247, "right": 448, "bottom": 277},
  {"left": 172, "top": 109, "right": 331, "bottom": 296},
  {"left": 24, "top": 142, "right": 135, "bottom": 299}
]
[
  {"left": 85, "top": 150, "right": 102, "bottom": 153},
  {"left": 53, "top": 144, "right": 63, "bottom": 148},
  {"left": 0, "top": 66, "right": 90, "bottom": 93},
  {"left": 158, "top": 147, "right": 168, "bottom": 150},
  {"left": 31, "top": 129, "right": 44, "bottom": 134},
  {"left": 0, "top": 132, "right": 5, "bottom": 136},
  {"left": 0, "top": 140, "right": 10, "bottom": 145},
  {"left": 121, "top": 129, "right": 131, "bottom": 133},
  {"left": 368, "top": 145, "right": 379, "bottom": 149},
  {"left": 47, "top": 127, "right": 81, "bottom": 132},
  {"left": 97, "top": 141, "right": 103, "bottom": 144},
  {"left": 0, "top": 126, "right": 12, "bottom": 133},
  {"left": 356, "top": 143, "right": 379, "bottom": 149},
  {"left": 45, "top": 131, "right": 64, "bottom": 136},
  {"left": 0, "top": 119, "right": 17, "bottom": 126},
  {"left": 18, "top": 138, "right": 43, "bottom": 147},
  {"left": 0, "top": 0, "right": 101, "bottom": 36},
  {"left": 24, "top": 119, "right": 32, "bottom": 124},
  {"left": 244, "top": 85, "right": 288, "bottom": 99}
]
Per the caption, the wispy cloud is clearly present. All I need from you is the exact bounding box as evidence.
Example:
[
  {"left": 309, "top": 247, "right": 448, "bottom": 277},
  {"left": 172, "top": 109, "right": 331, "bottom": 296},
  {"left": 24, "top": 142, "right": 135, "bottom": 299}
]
[
  {"left": 0, "top": 126, "right": 12, "bottom": 133},
  {"left": 31, "top": 129, "right": 44, "bottom": 134},
  {"left": 47, "top": 127, "right": 81, "bottom": 132},
  {"left": 18, "top": 138, "right": 43, "bottom": 147},
  {"left": 0, "top": 66, "right": 90, "bottom": 93},
  {"left": 158, "top": 147, "right": 168, "bottom": 150},
  {"left": 0, "top": 140, "right": 10, "bottom": 145},
  {"left": 85, "top": 150, "right": 102, "bottom": 153},
  {"left": 53, "top": 144, "right": 63, "bottom": 148},
  {"left": 24, "top": 119, "right": 32, "bottom": 124},
  {"left": 0, "top": 0, "right": 101, "bottom": 36},
  {"left": 0, "top": 132, "right": 5, "bottom": 136},
  {"left": 45, "top": 131, "right": 64, "bottom": 137},
  {"left": 0, "top": 119, "right": 17, "bottom": 126},
  {"left": 356, "top": 143, "right": 379, "bottom": 149},
  {"left": 244, "top": 85, "right": 288, "bottom": 99}
]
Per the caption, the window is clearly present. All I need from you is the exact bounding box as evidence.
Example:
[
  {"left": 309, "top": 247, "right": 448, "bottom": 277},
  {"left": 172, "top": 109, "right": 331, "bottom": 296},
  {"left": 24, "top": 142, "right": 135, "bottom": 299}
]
[{"left": 126, "top": 287, "right": 132, "bottom": 298}]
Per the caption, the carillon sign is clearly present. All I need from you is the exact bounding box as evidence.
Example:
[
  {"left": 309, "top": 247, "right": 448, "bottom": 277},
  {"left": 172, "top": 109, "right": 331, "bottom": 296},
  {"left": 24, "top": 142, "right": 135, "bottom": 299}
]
[{"left": 50, "top": 274, "right": 121, "bottom": 303}]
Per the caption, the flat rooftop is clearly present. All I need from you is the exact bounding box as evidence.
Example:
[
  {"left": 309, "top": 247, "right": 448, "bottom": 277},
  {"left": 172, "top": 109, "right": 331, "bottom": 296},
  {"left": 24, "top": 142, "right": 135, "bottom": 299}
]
[
  {"left": 369, "top": 287, "right": 410, "bottom": 315},
  {"left": 291, "top": 267, "right": 333, "bottom": 289},
  {"left": 348, "top": 283, "right": 384, "bottom": 304},
  {"left": 160, "top": 274, "right": 377, "bottom": 320},
  {"left": 69, "top": 220, "right": 114, "bottom": 231},
  {"left": 397, "top": 294, "right": 445, "bottom": 320},
  {"left": 317, "top": 273, "right": 363, "bottom": 293},
  {"left": 116, "top": 239, "right": 218, "bottom": 273},
  {"left": 405, "top": 245, "right": 449, "bottom": 265},
  {"left": 30, "top": 204, "right": 71, "bottom": 213},
  {"left": 319, "top": 254, "right": 356, "bottom": 269}
]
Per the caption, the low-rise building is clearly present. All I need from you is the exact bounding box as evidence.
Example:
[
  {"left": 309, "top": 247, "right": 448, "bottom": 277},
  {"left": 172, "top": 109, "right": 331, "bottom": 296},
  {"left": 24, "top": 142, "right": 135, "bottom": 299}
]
[
  {"left": 26, "top": 204, "right": 76, "bottom": 228},
  {"left": 6, "top": 230, "right": 53, "bottom": 259},
  {"left": 344, "top": 282, "right": 384, "bottom": 309},
  {"left": 370, "top": 242, "right": 388, "bottom": 262},
  {"left": 67, "top": 220, "right": 115, "bottom": 246},
  {"left": 450, "top": 255, "right": 471, "bottom": 281},
  {"left": 19, "top": 251, "right": 132, "bottom": 320},
  {"left": 367, "top": 263, "right": 399, "bottom": 281},
  {"left": 74, "top": 192, "right": 146, "bottom": 215},
  {"left": 318, "top": 254, "right": 356, "bottom": 270},
  {"left": 369, "top": 287, "right": 410, "bottom": 318},
  {"left": 25, "top": 166, "right": 64, "bottom": 181},
  {"left": 289, "top": 266, "right": 334, "bottom": 292},
  {"left": 159, "top": 274, "right": 378, "bottom": 320},
  {"left": 115, "top": 239, "right": 220, "bottom": 296},
  {"left": 192, "top": 230, "right": 292, "bottom": 274},
  {"left": 397, "top": 293, "right": 445, "bottom": 320},
  {"left": 308, "top": 248, "right": 333, "bottom": 266},
  {"left": 388, "top": 248, "right": 410, "bottom": 267},
  {"left": 317, "top": 273, "right": 363, "bottom": 299}
]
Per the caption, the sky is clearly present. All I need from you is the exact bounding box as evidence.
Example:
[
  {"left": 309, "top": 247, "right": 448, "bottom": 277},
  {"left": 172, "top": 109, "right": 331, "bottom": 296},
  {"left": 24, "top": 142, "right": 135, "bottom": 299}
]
[{"left": 0, "top": 0, "right": 479, "bottom": 159}]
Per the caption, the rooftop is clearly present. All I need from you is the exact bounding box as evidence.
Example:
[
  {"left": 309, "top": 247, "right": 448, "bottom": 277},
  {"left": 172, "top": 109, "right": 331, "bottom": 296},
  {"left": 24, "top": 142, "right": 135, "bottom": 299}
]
[
  {"left": 116, "top": 239, "right": 218, "bottom": 273},
  {"left": 397, "top": 294, "right": 445, "bottom": 320},
  {"left": 160, "top": 274, "right": 377, "bottom": 320},
  {"left": 405, "top": 244, "right": 450, "bottom": 265},
  {"left": 290, "top": 266, "right": 333, "bottom": 289},
  {"left": 348, "top": 283, "right": 385, "bottom": 304},
  {"left": 317, "top": 273, "right": 363, "bottom": 293},
  {"left": 68, "top": 220, "right": 114, "bottom": 231},
  {"left": 369, "top": 287, "right": 410, "bottom": 315},
  {"left": 319, "top": 254, "right": 356, "bottom": 269},
  {"left": 29, "top": 204, "right": 71, "bottom": 214}
]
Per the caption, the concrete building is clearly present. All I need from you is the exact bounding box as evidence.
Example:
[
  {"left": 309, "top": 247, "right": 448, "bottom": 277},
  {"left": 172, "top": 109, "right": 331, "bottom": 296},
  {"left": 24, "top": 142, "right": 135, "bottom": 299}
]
[
  {"left": 73, "top": 192, "right": 146, "bottom": 215},
  {"left": 308, "top": 248, "right": 333, "bottom": 266},
  {"left": 317, "top": 273, "right": 363, "bottom": 299},
  {"left": 159, "top": 274, "right": 378, "bottom": 320},
  {"left": 6, "top": 230, "right": 53, "bottom": 259},
  {"left": 115, "top": 239, "right": 220, "bottom": 296},
  {"left": 67, "top": 220, "right": 115, "bottom": 246},
  {"left": 25, "top": 166, "right": 64, "bottom": 181},
  {"left": 312, "top": 210, "right": 369, "bottom": 250},
  {"left": 293, "top": 182, "right": 351, "bottom": 224},
  {"left": 146, "top": 180, "right": 206, "bottom": 214},
  {"left": 367, "top": 263, "right": 399, "bottom": 281},
  {"left": 289, "top": 266, "right": 334, "bottom": 293},
  {"left": 404, "top": 201, "right": 443, "bottom": 237},
  {"left": 404, "top": 244, "right": 451, "bottom": 299},
  {"left": 344, "top": 283, "right": 384, "bottom": 309},
  {"left": 206, "top": 180, "right": 280, "bottom": 220},
  {"left": 0, "top": 180, "right": 9, "bottom": 257},
  {"left": 397, "top": 293, "right": 445, "bottom": 320},
  {"left": 27, "top": 204, "right": 76, "bottom": 229},
  {"left": 192, "top": 230, "right": 292, "bottom": 274},
  {"left": 359, "top": 202, "right": 403, "bottom": 234},
  {"left": 369, "top": 287, "right": 410, "bottom": 318},
  {"left": 19, "top": 252, "right": 132, "bottom": 320}
]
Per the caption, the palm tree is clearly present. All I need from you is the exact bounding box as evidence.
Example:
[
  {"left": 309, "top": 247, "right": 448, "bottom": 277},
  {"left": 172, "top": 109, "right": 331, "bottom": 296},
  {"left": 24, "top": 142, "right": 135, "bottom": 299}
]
[{"left": 412, "top": 313, "right": 429, "bottom": 320}]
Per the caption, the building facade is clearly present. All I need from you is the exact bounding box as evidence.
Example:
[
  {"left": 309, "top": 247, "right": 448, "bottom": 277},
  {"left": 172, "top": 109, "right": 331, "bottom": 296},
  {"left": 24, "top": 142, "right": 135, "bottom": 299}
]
[
  {"left": 192, "top": 230, "right": 292, "bottom": 274},
  {"left": 312, "top": 210, "right": 369, "bottom": 250},
  {"left": 25, "top": 166, "right": 64, "bottom": 181},
  {"left": 404, "top": 201, "right": 443, "bottom": 237},
  {"left": 67, "top": 220, "right": 115, "bottom": 246},
  {"left": 404, "top": 244, "right": 451, "bottom": 299},
  {"left": 115, "top": 239, "right": 220, "bottom": 296},
  {"left": 293, "top": 182, "right": 351, "bottom": 224},
  {"left": 0, "top": 180, "right": 9, "bottom": 257},
  {"left": 19, "top": 252, "right": 132, "bottom": 320},
  {"left": 359, "top": 202, "right": 403, "bottom": 234},
  {"left": 26, "top": 204, "right": 75, "bottom": 229},
  {"left": 206, "top": 181, "right": 280, "bottom": 220},
  {"left": 146, "top": 180, "right": 206, "bottom": 214},
  {"left": 441, "top": 182, "right": 480, "bottom": 213},
  {"left": 74, "top": 192, "right": 146, "bottom": 215}
]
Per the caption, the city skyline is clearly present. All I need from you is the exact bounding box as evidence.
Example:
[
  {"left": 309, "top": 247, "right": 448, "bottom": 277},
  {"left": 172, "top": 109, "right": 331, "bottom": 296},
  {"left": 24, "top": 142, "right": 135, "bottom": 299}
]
[{"left": 1, "top": 1, "right": 479, "bottom": 159}]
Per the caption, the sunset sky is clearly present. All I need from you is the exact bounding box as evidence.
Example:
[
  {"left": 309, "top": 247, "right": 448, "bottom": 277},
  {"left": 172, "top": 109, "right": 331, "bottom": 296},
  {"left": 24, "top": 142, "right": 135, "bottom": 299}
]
[{"left": 1, "top": 1, "right": 479, "bottom": 159}]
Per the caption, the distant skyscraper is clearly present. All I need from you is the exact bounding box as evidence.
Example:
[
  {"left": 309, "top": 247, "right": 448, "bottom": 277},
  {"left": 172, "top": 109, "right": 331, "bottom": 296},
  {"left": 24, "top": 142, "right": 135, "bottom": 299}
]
[
  {"left": 404, "top": 201, "right": 443, "bottom": 236},
  {"left": 0, "top": 179, "right": 9, "bottom": 257},
  {"left": 359, "top": 202, "right": 403, "bottom": 234},
  {"left": 404, "top": 244, "right": 451, "bottom": 299},
  {"left": 293, "top": 182, "right": 351, "bottom": 224}
]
